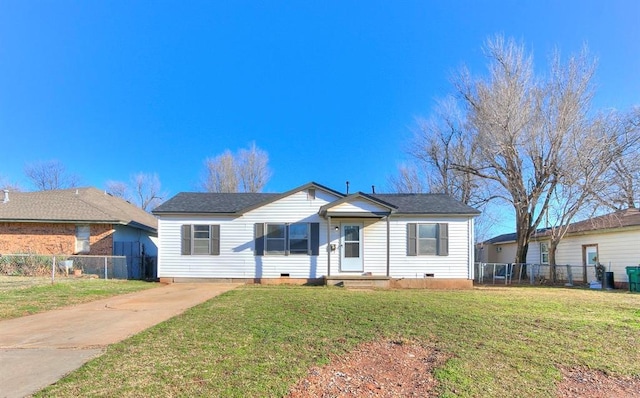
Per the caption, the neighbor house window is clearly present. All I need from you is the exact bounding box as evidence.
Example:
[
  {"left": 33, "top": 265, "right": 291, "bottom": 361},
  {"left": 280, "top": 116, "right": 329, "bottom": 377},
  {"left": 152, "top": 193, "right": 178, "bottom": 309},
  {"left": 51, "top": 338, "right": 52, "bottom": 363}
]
[
  {"left": 75, "top": 225, "right": 90, "bottom": 254},
  {"left": 407, "top": 223, "right": 448, "bottom": 256},
  {"left": 255, "top": 223, "right": 320, "bottom": 256},
  {"left": 540, "top": 242, "right": 549, "bottom": 264},
  {"left": 181, "top": 225, "right": 220, "bottom": 255}
]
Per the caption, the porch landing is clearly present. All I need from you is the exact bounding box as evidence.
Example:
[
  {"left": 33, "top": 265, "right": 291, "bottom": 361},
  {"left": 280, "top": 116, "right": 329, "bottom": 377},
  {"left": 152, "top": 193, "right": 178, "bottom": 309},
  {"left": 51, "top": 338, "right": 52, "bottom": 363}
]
[{"left": 325, "top": 275, "right": 391, "bottom": 289}]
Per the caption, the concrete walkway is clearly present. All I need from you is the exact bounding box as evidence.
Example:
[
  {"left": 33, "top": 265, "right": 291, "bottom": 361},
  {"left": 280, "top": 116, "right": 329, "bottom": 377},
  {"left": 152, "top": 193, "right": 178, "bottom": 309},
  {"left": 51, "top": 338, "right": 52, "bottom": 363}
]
[{"left": 0, "top": 282, "right": 240, "bottom": 398}]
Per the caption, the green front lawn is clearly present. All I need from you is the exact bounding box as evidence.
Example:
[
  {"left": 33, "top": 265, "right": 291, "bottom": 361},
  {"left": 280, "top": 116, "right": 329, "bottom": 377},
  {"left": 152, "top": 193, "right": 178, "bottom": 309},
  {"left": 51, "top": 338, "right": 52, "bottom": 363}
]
[
  {"left": 38, "top": 286, "right": 640, "bottom": 397},
  {"left": 0, "top": 277, "right": 156, "bottom": 320}
]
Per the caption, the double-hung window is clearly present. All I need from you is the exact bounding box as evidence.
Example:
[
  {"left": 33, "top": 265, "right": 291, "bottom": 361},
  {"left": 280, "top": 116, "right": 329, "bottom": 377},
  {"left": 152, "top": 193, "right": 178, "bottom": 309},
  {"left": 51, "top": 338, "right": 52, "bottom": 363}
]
[
  {"left": 407, "top": 223, "right": 448, "bottom": 256},
  {"left": 75, "top": 225, "right": 90, "bottom": 254},
  {"left": 540, "top": 242, "right": 549, "bottom": 264},
  {"left": 181, "top": 225, "right": 220, "bottom": 255},
  {"left": 255, "top": 222, "right": 319, "bottom": 256},
  {"left": 289, "top": 223, "right": 310, "bottom": 254},
  {"left": 265, "top": 224, "right": 286, "bottom": 254}
]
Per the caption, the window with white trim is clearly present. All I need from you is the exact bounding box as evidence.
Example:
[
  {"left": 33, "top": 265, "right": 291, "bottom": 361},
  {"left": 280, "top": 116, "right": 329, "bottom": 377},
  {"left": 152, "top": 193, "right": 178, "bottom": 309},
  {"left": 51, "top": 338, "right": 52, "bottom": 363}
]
[
  {"left": 407, "top": 223, "right": 448, "bottom": 256},
  {"left": 193, "top": 225, "right": 212, "bottom": 255},
  {"left": 75, "top": 225, "right": 90, "bottom": 254},
  {"left": 289, "top": 223, "right": 310, "bottom": 254},
  {"left": 265, "top": 224, "right": 286, "bottom": 254},
  {"left": 255, "top": 222, "right": 319, "bottom": 256},
  {"left": 540, "top": 242, "right": 549, "bottom": 264},
  {"left": 418, "top": 224, "right": 438, "bottom": 255},
  {"left": 181, "top": 225, "right": 220, "bottom": 255}
]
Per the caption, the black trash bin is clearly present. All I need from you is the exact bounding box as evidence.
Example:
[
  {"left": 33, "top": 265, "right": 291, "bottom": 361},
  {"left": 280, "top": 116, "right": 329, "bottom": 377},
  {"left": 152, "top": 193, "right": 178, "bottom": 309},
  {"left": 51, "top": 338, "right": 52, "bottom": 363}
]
[{"left": 603, "top": 271, "right": 615, "bottom": 290}]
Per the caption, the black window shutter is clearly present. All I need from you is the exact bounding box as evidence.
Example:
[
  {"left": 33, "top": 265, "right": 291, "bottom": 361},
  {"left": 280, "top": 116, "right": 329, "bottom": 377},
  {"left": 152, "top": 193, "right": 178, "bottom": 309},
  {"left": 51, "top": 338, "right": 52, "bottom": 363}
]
[
  {"left": 254, "top": 223, "right": 264, "bottom": 256},
  {"left": 210, "top": 225, "right": 220, "bottom": 255},
  {"left": 310, "top": 222, "right": 320, "bottom": 255},
  {"left": 438, "top": 223, "right": 449, "bottom": 256},
  {"left": 181, "top": 225, "right": 192, "bottom": 255},
  {"left": 407, "top": 223, "right": 417, "bottom": 256}
]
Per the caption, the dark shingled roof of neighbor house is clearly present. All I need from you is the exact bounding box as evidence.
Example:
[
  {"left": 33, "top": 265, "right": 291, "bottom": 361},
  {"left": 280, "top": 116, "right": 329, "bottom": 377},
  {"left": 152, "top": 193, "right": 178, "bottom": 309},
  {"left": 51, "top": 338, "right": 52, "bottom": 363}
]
[{"left": 0, "top": 187, "right": 157, "bottom": 232}]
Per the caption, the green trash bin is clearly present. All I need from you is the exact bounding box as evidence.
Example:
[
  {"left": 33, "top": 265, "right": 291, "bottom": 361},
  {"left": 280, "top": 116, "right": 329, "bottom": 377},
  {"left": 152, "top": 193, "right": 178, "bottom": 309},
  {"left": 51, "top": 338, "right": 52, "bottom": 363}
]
[{"left": 626, "top": 266, "right": 640, "bottom": 292}]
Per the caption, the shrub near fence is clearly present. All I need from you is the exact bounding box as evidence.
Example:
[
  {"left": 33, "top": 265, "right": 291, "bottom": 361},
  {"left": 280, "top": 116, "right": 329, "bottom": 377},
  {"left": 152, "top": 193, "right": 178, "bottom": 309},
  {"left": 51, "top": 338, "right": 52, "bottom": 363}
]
[{"left": 0, "top": 254, "right": 128, "bottom": 279}]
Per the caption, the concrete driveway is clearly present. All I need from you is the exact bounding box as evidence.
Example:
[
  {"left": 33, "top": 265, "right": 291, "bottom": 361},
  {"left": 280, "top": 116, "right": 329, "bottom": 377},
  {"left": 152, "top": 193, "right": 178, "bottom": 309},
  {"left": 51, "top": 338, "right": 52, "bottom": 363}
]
[{"left": 0, "top": 282, "right": 240, "bottom": 398}]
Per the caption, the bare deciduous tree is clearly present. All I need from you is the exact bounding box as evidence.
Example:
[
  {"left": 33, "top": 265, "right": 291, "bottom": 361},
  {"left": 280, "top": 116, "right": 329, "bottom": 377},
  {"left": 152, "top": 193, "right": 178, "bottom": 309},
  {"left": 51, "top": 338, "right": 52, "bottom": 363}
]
[
  {"left": 394, "top": 96, "right": 490, "bottom": 207},
  {"left": 24, "top": 160, "right": 80, "bottom": 191},
  {"left": 402, "top": 36, "right": 614, "bottom": 265},
  {"left": 0, "top": 174, "right": 21, "bottom": 191},
  {"left": 106, "top": 173, "right": 166, "bottom": 212},
  {"left": 238, "top": 142, "right": 271, "bottom": 193},
  {"left": 105, "top": 180, "right": 131, "bottom": 201},
  {"left": 132, "top": 173, "right": 165, "bottom": 211},
  {"left": 202, "top": 151, "right": 239, "bottom": 193},
  {"left": 388, "top": 164, "right": 425, "bottom": 193},
  {"left": 544, "top": 112, "right": 634, "bottom": 279},
  {"left": 201, "top": 143, "right": 271, "bottom": 193},
  {"left": 599, "top": 108, "right": 640, "bottom": 209}
]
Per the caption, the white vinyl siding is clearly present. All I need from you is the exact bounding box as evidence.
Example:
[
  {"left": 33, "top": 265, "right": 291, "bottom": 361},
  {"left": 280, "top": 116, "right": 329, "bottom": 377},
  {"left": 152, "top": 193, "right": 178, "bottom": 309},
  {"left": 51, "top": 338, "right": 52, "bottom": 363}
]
[
  {"left": 389, "top": 217, "right": 473, "bottom": 279},
  {"left": 157, "top": 188, "right": 476, "bottom": 280},
  {"left": 158, "top": 189, "right": 337, "bottom": 279},
  {"left": 486, "top": 228, "right": 640, "bottom": 283}
]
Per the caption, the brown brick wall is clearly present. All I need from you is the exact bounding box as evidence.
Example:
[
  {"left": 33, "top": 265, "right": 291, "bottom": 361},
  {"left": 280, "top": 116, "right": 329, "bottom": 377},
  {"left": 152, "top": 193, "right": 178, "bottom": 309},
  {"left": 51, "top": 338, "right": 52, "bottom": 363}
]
[{"left": 0, "top": 222, "right": 114, "bottom": 255}]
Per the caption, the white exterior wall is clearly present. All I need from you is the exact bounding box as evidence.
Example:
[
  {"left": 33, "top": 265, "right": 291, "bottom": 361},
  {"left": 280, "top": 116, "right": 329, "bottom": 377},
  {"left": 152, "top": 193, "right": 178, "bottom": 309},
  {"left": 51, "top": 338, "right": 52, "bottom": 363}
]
[
  {"left": 157, "top": 190, "right": 338, "bottom": 279},
  {"left": 554, "top": 229, "right": 640, "bottom": 283},
  {"left": 330, "top": 200, "right": 389, "bottom": 213},
  {"left": 387, "top": 216, "right": 474, "bottom": 279},
  {"left": 158, "top": 188, "right": 476, "bottom": 280},
  {"left": 486, "top": 228, "right": 640, "bottom": 283},
  {"left": 326, "top": 218, "right": 388, "bottom": 276},
  {"left": 487, "top": 241, "right": 541, "bottom": 264}
]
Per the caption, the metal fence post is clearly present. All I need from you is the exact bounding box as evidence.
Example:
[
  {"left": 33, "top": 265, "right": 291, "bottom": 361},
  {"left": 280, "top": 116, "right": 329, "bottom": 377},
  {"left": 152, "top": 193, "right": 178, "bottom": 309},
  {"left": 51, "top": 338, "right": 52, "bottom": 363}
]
[
  {"left": 104, "top": 257, "right": 108, "bottom": 280},
  {"left": 51, "top": 256, "right": 56, "bottom": 284}
]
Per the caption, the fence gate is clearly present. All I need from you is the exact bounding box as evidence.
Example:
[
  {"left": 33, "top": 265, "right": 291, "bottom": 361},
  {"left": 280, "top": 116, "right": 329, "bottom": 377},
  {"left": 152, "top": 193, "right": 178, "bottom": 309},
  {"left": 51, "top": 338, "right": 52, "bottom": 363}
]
[{"left": 113, "top": 241, "right": 142, "bottom": 279}]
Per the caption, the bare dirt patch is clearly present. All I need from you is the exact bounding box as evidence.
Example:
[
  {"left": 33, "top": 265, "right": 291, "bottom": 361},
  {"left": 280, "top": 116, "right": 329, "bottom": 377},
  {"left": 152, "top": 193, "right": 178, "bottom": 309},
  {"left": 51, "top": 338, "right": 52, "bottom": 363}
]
[
  {"left": 557, "top": 367, "right": 640, "bottom": 397},
  {"left": 287, "top": 340, "right": 640, "bottom": 397},
  {"left": 287, "top": 340, "right": 450, "bottom": 397}
]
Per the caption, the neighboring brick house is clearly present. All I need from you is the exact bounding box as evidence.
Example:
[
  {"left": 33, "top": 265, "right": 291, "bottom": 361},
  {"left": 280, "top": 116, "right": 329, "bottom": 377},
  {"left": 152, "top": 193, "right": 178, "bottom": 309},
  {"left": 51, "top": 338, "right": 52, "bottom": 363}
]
[{"left": 0, "top": 188, "right": 157, "bottom": 259}]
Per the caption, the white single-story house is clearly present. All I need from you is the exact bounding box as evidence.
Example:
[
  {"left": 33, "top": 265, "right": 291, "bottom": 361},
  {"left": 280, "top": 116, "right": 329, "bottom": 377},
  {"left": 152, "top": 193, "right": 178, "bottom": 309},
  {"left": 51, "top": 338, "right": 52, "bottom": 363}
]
[
  {"left": 152, "top": 182, "right": 480, "bottom": 288},
  {"left": 480, "top": 208, "right": 640, "bottom": 287}
]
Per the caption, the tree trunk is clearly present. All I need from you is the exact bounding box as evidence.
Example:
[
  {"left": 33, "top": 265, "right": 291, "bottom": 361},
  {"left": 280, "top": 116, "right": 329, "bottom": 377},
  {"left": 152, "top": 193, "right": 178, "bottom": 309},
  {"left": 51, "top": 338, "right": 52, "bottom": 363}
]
[{"left": 549, "top": 243, "right": 558, "bottom": 283}]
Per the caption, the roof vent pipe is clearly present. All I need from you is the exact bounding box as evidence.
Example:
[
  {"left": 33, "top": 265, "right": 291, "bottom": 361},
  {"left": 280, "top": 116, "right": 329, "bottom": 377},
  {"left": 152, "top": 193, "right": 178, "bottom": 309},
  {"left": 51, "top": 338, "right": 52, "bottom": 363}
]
[
  {"left": 346, "top": 181, "right": 350, "bottom": 195},
  {"left": 372, "top": 185, "right": 375, "bottom": 194},
  {"left": 3, "top": 190, "right": 8, "bottom": 203}
]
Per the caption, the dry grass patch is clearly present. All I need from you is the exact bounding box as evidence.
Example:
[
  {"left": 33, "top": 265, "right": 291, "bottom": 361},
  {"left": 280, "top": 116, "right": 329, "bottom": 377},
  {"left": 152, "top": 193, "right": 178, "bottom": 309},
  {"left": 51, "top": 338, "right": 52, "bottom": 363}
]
[{"left": 0, "top": 276, "right": 156, "bottom": 319}]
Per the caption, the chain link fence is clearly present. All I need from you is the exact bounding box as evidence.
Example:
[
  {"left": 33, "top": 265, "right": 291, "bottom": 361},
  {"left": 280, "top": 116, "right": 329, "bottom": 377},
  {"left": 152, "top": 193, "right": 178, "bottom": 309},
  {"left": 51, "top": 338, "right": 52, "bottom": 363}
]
[
  {"left": 0, "top": 254, "right": 128, "bottom": 279},
  {"left": 474, "top": 262, "right": 588, "bottom": 286}
]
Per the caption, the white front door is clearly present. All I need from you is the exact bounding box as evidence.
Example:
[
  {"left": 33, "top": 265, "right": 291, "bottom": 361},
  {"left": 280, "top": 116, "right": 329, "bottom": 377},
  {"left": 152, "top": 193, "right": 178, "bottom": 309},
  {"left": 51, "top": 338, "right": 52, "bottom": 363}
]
[
  {"left": 584, "top": 245, "right": 598, "bottom": 282},
  {"left": 341, "top": 223, "right": 363, "bottom": 272}
]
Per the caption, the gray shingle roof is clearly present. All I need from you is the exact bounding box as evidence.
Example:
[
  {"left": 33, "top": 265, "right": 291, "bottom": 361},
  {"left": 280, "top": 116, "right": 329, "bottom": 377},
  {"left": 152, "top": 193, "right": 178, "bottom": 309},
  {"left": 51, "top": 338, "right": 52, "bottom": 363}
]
[
  {"left": 153, "top": 192, "right": 279, "bottom": 214},
  {"left": 0, "top": 188, "right": 157, "bottom": 232},
  {"left": 153, "top": 183, "right": 480, "bottom": 216},
  {"left": 371, "top": 193, "right": 481, "bottom": 215}
]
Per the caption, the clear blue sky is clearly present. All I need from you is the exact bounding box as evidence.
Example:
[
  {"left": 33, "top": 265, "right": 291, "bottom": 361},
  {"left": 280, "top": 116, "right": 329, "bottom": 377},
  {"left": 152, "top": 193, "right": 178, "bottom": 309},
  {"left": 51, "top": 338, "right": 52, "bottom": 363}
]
[{"left": 1, "top": 1, "right": 638, "bottom": 231}]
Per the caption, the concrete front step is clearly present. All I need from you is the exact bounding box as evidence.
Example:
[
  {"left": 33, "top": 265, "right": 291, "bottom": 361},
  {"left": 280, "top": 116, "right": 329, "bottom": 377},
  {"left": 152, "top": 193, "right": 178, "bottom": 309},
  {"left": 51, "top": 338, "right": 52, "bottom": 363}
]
[{"left": 326, "top": 276, "right": 391, "bottom": 289}]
